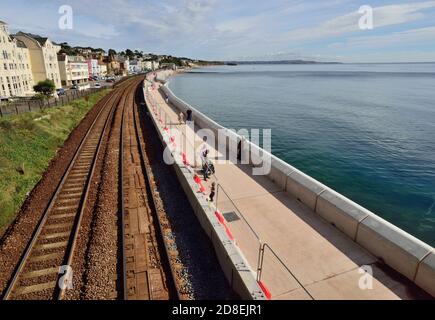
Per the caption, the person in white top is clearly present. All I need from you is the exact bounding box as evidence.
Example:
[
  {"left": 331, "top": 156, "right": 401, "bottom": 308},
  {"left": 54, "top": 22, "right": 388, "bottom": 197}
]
[
  {"left": 178, "top": 112, "right": 185, "bottom": 124},
  {"left": 199, "top": 137, "right": 209, "bottom": 166}
]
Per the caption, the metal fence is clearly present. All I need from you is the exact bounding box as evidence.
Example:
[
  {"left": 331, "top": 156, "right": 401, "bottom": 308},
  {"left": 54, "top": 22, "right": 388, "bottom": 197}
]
[{"left": 0, "top": 88, "right": 106, "bottom": 117}]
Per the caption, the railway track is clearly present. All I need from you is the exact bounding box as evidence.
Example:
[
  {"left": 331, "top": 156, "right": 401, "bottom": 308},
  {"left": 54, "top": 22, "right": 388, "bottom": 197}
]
[
  {"left": 2, "top": 75, "right": 185, "bottom": 300},
  {"left": 1, "top": 79, "right": 136, "bottom": 300},
  {"left": 120, "top": 80, "right": 183, "bottom": 300}
]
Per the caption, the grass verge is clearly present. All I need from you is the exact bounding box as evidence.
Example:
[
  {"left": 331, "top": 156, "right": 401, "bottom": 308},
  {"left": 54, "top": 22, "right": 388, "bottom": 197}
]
[{"left": 0, "top": 89, "right": 110, "bottom": 233}]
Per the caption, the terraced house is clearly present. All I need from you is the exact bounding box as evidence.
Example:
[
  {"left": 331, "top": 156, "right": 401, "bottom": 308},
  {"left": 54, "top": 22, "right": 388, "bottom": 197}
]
[
  {"left": 14, "top": 31, "right": 62, "bottom": 89},
  {"left": 58, "top": 54, "right": 89, "bottom": 87},
  {"left": 0, "top": 21, "right": 34, "bottom": 98}
]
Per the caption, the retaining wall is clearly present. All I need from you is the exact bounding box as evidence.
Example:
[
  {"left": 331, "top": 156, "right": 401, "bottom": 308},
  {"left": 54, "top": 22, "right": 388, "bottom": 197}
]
[
  {"left": 143, "top": 82, "right": 266, "bottom": 300},
  {"left": 160, "top": 82, "right": 435, "bottom": 298}
]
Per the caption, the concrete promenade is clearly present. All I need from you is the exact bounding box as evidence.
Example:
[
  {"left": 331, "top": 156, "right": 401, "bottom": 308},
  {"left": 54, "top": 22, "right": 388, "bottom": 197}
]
[{"left": 147, "top": 82, "right": 428, "bottom": 300}]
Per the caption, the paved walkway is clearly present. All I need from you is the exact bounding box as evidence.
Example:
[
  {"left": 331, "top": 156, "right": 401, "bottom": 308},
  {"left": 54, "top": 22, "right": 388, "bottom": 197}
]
[{"left": 147, "top": 83, "right": 425, "bottom": 300}]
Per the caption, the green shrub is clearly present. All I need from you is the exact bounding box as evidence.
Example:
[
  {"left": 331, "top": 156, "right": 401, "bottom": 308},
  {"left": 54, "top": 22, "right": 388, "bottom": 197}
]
[
  {"left": 33, "top": 79, "right": 56, "bottom": 97},
  {"left": 33, "top": 93, "right": 46, "bottom": 100}
]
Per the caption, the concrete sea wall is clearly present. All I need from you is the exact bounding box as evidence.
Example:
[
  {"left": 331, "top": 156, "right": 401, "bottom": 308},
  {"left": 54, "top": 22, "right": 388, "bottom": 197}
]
[{"left": 160, "top": 80, "right": 435, "bottom": 298}]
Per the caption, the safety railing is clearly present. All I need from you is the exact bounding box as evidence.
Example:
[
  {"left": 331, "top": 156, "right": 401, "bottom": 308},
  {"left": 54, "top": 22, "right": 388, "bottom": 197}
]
[
  {"left": 257, "top": 243, "right": 314, "bottom": 300},
  {"left": 215, "top": 183, "right": 264, "bottom": 274},
  {"left": 0, "top": 87, "right": 105, "bottom": 117},
  {"left": 215, "top": 183, "right": 314, "bottom": 299}
]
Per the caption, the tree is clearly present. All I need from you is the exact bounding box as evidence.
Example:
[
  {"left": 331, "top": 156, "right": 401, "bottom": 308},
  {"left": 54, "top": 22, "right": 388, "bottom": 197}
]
[
  {"left": 59, "top": 42, "right": 75, "bottom": 55},
  {"left": 108, "top": 49, "right": 117, "bottom": 57},
  {"left": 134, "top": 50, "right": 143, "bottom": 58},
  {"left": 124, "top": 49, "right": 136, "bottom": 60},
  {"left": 93, "top": 48, "right": 105, "bottom": 54},
  {"left": 33, "top": 79, "right": 56, "bottom": 97},
  {"left": 160, "top": 56, "right": 184, "bottom": 67}
]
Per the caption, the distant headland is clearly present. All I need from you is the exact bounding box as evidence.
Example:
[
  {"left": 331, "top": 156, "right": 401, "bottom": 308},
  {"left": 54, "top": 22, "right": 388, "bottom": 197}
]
[{"left": 225, "top": 60, "right": 342, "bottom": 66}]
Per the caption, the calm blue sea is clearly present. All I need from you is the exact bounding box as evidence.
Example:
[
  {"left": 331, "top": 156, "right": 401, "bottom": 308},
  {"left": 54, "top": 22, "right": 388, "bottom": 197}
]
[{"left": 168, "top": 63, "right": 435, "bottom": 246}]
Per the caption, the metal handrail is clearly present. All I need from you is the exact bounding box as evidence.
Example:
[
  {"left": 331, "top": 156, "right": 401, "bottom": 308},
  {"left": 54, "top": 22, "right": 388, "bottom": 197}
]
[
  {"left": 257, "top": 243, "right": 315, "bottom": 300},
  {"left": 216, "top": 184, "right": 261, "bottom": 242},
  {"left": 216, "top": 183, "right": 313, "bottom": 299}
]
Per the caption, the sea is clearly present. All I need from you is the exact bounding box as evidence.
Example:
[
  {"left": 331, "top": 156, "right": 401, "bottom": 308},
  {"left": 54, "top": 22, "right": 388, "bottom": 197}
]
[{"left": 168, "top": 63, "right": 435, "bottom": 246}]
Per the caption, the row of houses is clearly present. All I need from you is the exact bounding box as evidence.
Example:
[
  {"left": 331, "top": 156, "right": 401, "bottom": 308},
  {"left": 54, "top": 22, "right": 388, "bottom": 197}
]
[
  {"left": 129, "top": 59, "right": 160, "bottom": 74},
  {"left": 0, "top": 21, "right": 160, "bottom": 99}
]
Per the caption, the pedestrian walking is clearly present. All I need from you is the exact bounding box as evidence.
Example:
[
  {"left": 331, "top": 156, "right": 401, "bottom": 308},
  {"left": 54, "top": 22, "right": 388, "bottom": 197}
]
[
  {"left": 201, "top": 148, "right": 209, "bottom": 167},
  {"left": 237, "top": 139, "right": 242, "bottom": 161},
  {"left": 186, "top": 109, "right": 193, "bottom": 122},
  {"left": 200, "top": 137, "right": 209, "bottom": 165},
  {"left": 203, "top": 161, "right": 211, "bottom": 181},
  {"left": 209, "top": 182, "right": 216, "bottom": 202},
  {"left": 237, "top": 136, "right": 247, "bottom": 162},
  {"left": 178, "top": 112, "right": 185, "bottom": 124},
  {"left": 202, "top": 150, "right": 211, "bottom": 181}
]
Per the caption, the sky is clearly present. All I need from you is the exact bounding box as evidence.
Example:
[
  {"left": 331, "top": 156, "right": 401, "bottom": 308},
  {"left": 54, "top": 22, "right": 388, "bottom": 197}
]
[{"left": 1, "top": 0, "right": 435, "bottom": 62}]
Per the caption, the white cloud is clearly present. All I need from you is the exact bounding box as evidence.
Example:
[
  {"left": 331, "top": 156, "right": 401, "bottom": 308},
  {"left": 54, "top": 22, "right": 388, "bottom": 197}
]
[
  {"left": 277, "top": 1, "right": 435, "bottom": 42},
  {"left": 216, "top": 15, "right": 264, "bottom": 34},
  {"left": 330, "top": 26, "right": 435, "bottom": 49},
  {"left": 2, "top": 0, "right": 435, "bottom": 61}
]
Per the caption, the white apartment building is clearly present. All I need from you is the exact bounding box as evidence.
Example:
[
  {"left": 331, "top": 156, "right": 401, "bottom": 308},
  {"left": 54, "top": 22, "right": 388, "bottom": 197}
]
[
  {"left": 129, "top": 59, "right": 143, "bottom": 73},
  {"left": 98, "top": 62, "right": 107, "bottom": 78},
  {"left": 14, "top": 31, "right": 62, "bottom": 89},
  {"left": 144, "top": 60, "right": 159, "bottom": 71},
  {"left": 58, "top": 54, "right": 89, "bottom": 87},
  {"left": 0, "top": 21, "right": 34, "bottom": 98}
]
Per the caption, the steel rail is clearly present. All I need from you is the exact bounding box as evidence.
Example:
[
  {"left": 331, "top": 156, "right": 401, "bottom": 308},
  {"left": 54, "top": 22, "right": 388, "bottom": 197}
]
[
  {"left": 2, "top": 80, "right": 134, "bottom": 300},
  {"left": 56, "top": 86, "right": 128, "bottom": 300},
  {"left": 129, "top": 80, "right": 182, "bottom": 300}
]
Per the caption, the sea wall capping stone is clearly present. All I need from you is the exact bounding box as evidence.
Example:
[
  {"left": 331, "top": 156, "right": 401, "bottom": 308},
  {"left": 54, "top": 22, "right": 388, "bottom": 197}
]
[
  {"left": 285, "top": 169, "right": 327, "bottom": 211},
  {"left": 356, "top": 214, "right": 433, "bottom": 281},
  {"left": 414, "top": 252, "right": 435, "bottom": 297},
  {"left": 269, "top": 157, "right": 297, "bottom": 190},
  {"left": 316, "top": 188, "right": 373, "bottom": 240}
]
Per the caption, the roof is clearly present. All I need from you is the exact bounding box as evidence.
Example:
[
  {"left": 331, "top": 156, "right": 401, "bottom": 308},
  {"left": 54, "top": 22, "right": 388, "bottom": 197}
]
[
  {"left": 10, "top": 36, "right": 27, "bottom": 49},
  {"left": 16, "top": 31, "right": 49, "bottom": 46},
  {"left": 57, "top": 54, "right": 86, "bottom": 63},
  {"left": 0, "top": 21, "right": 7, "bottom": 25},
  {"left": 16, "top": 40, "right": 27, "bottom": 48},
  {"left": 68, "top": 55, "right": 86, "bottom": 63},
  {"left": 116, "top": 55, "right": 129, "bottom": 63}
]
